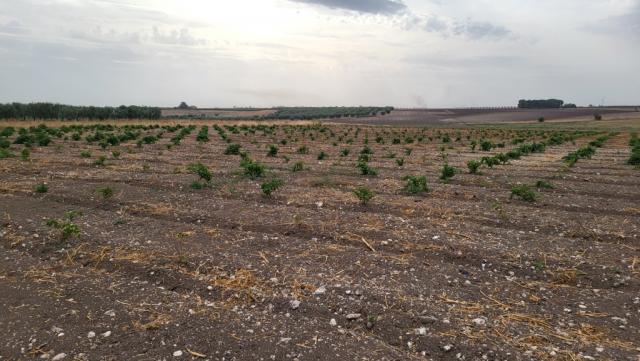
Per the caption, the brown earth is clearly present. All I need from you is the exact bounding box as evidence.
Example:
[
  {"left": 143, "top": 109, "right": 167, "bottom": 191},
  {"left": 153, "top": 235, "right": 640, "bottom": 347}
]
[
  {"left": 0, "top": 122, "right": 639, "bottom": 361},
  {"left": 331, "top": 108, "right": 639, "bottom": 126}
]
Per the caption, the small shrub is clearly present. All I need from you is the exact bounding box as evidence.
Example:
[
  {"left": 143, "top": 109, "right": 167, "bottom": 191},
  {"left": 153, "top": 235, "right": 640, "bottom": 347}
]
[
  {"left": 480, "top": 139, "right": 493, "bottom": 151},
  {"left": 537, "top": 117, "right": 545, "bottom": 123},
  {"left": 34, "top": 183, "right": 48, "bottom": 193},
  {"left": 21, "top": 148, "right": 30, "bottom": 161},
  {"left": 261, "top": 179, "right": 283, "bottom": 197},
  {"left": 46, "top": 212, "right": 81, "bottom": 240},
  {"left": 267, "top": 144, "right": 278, "bottom": 157},
  {"left": 317, "top": 151, "right": 327, "bottom": 160},
  {"left": 196, "top": 126, "right": 209, "bottom": 142},
  {"left": 36, "top": 132, "right": 52, "bottom": 146},
  {"left": 297, "top": 145, "right": 308, "bottom": 154},
  {"left": 396, "top": 158, "right": 404, "bottom": 167},
  {"left": 224, "top": 143, "right": 241, "bottom": 155},
  {"left": 360, "top": 146, "right": 373, "bottom": 155},
  {"left": 0, "top": 127, "right": 15, "bottom": 137},
  {"left": 535, "top": 180, "right": 553, "bottom": 189},
  {"left": 93, "top": 156, "right": 106, "bottom": 166},
  {"left": 481, "top": 156, "right": 500, "bottom": 168},
  {"left": 291, "top": 161, "right": 305, "bottom": 172},
  {"left": 353, "top": 186, "right": 374, "bottom": 205},
  {"left": 403, "top": 175, "right": 429, "bottom": 194},
  {"left": 96, "top": 186, "right": 114, "bottom": 199},
  {"left": 0, "top": 149, "right": 14, "bottom": 159},
  {"left": 439, "top": 164, "right": 456, "bottom": 182},
  {"left": 628, "top": 151, "right": 640, "bottom": 166},
  {"left": 467, "top": 160, "right": 481, "bottom": 174},
  {"left": 80, "top": 151, "right": 91, "bottom": 158},
  {"left": 241, "top": 158, "right": 265, "bottom": 178},
  {"left": 340, "top": 148, "right": 350, "bottom": 157},
  {"left": 357, "top": 161, "right": 377, "bottom": 176},
  {"left": 593, "top": 113, "right": 602, "bottom": 120},
  {"left": 511, "top": 184, "right": 536, "bottom": 202},
  {"left": 112, "top": 151, "right": 121, "bottom": 159},
  {"left": 142, "top": 135, "right": 158, "bottom": 144},
  {"left": 190, "top": 181, "right": 204, "bottom": 190},
  {"left": 358, "top": 153, "right": 370, "bottom": 163},
  {"left": 187, "top": 162, "right": 212, "bottom": 182}
]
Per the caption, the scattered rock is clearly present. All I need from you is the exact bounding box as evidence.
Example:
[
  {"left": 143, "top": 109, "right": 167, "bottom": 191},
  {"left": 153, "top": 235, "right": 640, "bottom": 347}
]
[
  {"left": 330, "top": 318, "right": 337, "bottom": 326},
  {"left": 52, "top": 353, "right": 67, "bottom": 361},
  {"left": 346, "top": 313, "right": 361, "bottom": 320},
  {"left": 472, "top": 317, "right": 487, "bottom": 326},
  {"left": 100, "top": 331, "right": 111, "bottom": 338},
  {"left": 443, "top": 344, "right": 454, "bottom": 352},
  {"left": 289, "top": 300, "right": 301, "bottom": 310},
  {"left": 51, "top": 326, "right": 63, "bottom": 333},
  {"left": 313, "top": 286, "right": 326, "bottom": 295},
  {"left": 87, "top": 331, "right": 96, "bottom": 338},
  {"left": 173, "top": 350, "right": 183, "bottom": 357},
  {"left": 420, "top": 316, "right": 438, "bottom": 324},
  {"left": 366, "top": 321, "right": 374, "bottom": 329},
  {"left": 104, "top": 309, "right": 116, "bottom": 317},
  {"left": 611, "top": 317, "right": 627, "bottom": 325}
]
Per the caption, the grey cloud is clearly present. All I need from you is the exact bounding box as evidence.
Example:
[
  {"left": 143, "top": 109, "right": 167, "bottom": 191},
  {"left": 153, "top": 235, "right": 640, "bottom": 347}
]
[
  {"left": 453, "top": 20, "right": 512, "bottom": 39},
  {"left": 396, "top": 13, "right": 512, "bottom": 40},
  {"left": 586, "top": 3, "right": 640, "bottom": 38},
  {"left": 291, "top": 0, "right": 406, "bottom": 14},
  {"left": 404, "top": 54, "right": 525, "bottom": 70},
  {"left": 66, "top": 26, "right": 207, "bottom": 47},
  {"left": 151, "top": 26, "right": 207, "bottom": 46},
  {"left": 0, "top": 20, "right": 29, "bottom": 35},
  {"left": 289, "top": 0, "right": 512, "bottom": 40}
]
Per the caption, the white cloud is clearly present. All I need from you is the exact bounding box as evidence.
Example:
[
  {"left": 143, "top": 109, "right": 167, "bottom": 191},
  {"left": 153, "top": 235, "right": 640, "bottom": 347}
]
[{"left": 0, "top": 0, "right": 638, "bottom": 107}]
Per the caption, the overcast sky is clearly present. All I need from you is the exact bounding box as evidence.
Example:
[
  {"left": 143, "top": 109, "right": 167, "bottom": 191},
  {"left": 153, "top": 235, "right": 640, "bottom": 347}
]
[{"left": 0, "top": 0, "right": 638, "bottom": 107}]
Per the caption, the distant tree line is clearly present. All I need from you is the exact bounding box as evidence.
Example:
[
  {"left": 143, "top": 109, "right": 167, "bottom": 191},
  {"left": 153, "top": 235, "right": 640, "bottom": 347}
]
[
  {"left": 265, "top": 106, "right": 394, "bottom": 120},
  {"left": 0, "top": 103, "right": 162, "bottom": 120},
  {"left": 518, "top": 99, "right": 578, "bottom": 109}
]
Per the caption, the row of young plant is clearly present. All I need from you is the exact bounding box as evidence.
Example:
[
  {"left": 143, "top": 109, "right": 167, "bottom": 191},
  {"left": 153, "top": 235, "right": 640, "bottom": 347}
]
[
  {"left": 628, "top": 133, "right": 639, "bottom": 166},
  {"left": 204, "top": 122, "right": 554, "bottom": 149},
  {"left": 1, "top": 122, "right": 578, "bottom": 148},
  {"left": 492, "top": 133, "right": 614, "bottom": 203},
  {"left": 188, "top": 146, "right": 548, "bottom": 206},
  {"left": 218, "top": 130, "right": 590, "bottom": 185},
  {"left": 562, "top": 133, "right": 615, "bottom": 167},
  {"left": 464, "top": 131, "right": 599, "bottom": 174}
]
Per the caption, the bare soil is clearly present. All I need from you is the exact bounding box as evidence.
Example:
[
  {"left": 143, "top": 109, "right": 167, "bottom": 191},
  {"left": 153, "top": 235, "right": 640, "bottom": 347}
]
[
  {"left": 1, "top": 122, "right": 639, "bottom": 361},
  {"left": 332, "top": 108, "right": 638, "bottom": 126}
]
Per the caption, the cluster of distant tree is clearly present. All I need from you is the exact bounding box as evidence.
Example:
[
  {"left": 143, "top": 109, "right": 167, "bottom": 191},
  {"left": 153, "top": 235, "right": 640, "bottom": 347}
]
[
  {"left": 177, "top": 102, "right": 197, "bottom": 110},
  {"left": 0, "top": 103, "right": 162, "bottom": 120},
  {"left": 518, "top": 99, "right": 577, "bottom": 109},
  {"left": 264, "top": 106, "right": 394, "bottom": 120}
]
